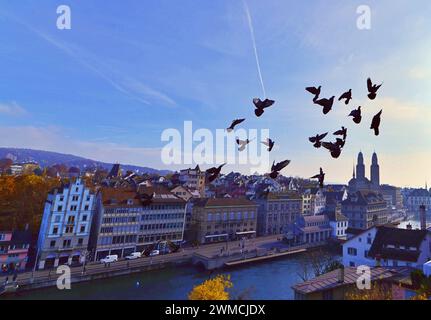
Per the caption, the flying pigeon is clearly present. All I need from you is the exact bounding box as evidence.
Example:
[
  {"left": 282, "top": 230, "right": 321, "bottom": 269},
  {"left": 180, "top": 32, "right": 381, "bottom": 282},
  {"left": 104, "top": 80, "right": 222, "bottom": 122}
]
[
  {"left": 322, "top": 142, "right": 342, "bottom": 159},
  {"left": 306, "top": 86, "right": 321, "bottom": 102},
  {"left": 253, "top": 98, "right": 275, "bottom": 117},
  {"left": 314, "top": 96, "right": 335, "bottom": 114},
  {"left": 335, "top": 138, "right": 346, "bottom": 149},
  {"left": 370, "top": 110, "right": 383, "bottom": 136},
  {"left": 227, "top": 119, "right": 245, "bottom": 132},
  {"left": 311, "top": 167, "right": 325, "bottom": 188},
  {"left": 349, "top": 106, "right": 362, "bottom": 124},
  {"left": 338, "top": 89, "right": 352, "bottom": 105},
  {"left": 333, "top": 127, "right": 347, "bottom": 140},
  {"left": 236, "top": 138, "right": 253, "bottom": 152},
  {"left": 309, "top": 132, "right": 328, "bottom": 148},
  {"left": 206, "top": 163, "right": 226, "bottom": 183},
  {"left": 261, "top": 138, "right": 275, "bottom": 152},
  {"left": 269, "top": 159, "right": 291, "bottom": 179},
  {"left": 367, "top": 78, "right": 382, "bottom": 100}
]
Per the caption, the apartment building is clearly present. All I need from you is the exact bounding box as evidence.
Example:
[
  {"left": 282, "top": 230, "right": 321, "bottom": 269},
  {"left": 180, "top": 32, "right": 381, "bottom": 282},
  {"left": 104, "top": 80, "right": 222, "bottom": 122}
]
[{"left": 37, "top": 178, "right": 95, "bottom": 269}]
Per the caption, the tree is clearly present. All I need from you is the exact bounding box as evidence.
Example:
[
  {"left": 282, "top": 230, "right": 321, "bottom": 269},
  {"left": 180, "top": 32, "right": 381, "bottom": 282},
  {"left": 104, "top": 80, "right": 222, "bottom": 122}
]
[
  {"left": 188, "top": 275, "right": 233, "bottom": 300},
  {"left": 346, "top": 283, "right": 392, "bottom": 300}
]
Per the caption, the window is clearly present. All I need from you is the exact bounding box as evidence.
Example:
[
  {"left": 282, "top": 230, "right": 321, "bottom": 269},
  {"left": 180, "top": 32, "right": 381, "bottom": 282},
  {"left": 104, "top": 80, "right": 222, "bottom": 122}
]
[
  {"left": 52, "top": 226, "right": 58, "bottom": 235},
  {"left": 78, "top": 238, "right": 84, "bottom": 245},
  {"left": 67, "top": 216, "right": 75, "bottom": 224},
  {"left": 84, "top": 205, "right": 89, "bottom": 211},
  {"left": 80, "top": 226, "right": 85, "bottom": 233},
  {"left": 50, "top": 240, "right": 56, "bottom": 248},
  {"left": 347, "top": 248, "right": 357, "bottom": 256},
  {"left": 72, "top": 195, "right": 79, "bottom": 201},
  {"left": 349, "top": 261, "right": 355, "bottom": 267},
  {"left": 63, "top": 239, "right": 71, "bottom": 248},
  {"left": 57, "top": 205, "right": 63, "bottom": 211},
  {"left": 65, "top": 226, "right": 74, "bottom": 234},
  {"left": 367, "top": 237, "right": 372, "bottom": 244},
  {"left": 82, "top": 215, "right": 87, "bottom": 222}
]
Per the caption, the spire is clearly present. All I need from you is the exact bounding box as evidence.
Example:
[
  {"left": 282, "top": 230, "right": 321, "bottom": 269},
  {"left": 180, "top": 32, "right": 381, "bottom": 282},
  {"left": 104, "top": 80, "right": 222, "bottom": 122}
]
[
  {"left": 372, "top": 152, "right": 378, "bottom": 165},
  {"left": 352, "top": 165, "right": 356, "bottom": 179}
]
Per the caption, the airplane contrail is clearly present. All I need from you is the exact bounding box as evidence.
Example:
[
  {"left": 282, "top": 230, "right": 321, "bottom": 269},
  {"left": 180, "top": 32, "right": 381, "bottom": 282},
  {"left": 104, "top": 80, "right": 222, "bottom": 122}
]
[{"left": 242, "top": 0, "right": 267, "bottom": 98}]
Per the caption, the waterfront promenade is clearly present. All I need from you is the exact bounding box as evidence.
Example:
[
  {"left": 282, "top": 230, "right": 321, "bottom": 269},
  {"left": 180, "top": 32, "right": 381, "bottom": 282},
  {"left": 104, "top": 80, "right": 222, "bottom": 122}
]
[{"left": 1, "top": 234, "right": 292, "bottom": 293}]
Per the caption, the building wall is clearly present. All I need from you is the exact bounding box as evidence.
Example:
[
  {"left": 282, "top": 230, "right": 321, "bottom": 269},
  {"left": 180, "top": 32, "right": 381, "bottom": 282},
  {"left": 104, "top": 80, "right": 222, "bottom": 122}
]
[
  {"left": 342, "top": 227, "right": 377, "bottom": 267},
  {"left": 37, "top": 178, "right": 95, "bottom": 269},
  {"left": 192, "top": 205, "right": 258, "bottom": 244}
]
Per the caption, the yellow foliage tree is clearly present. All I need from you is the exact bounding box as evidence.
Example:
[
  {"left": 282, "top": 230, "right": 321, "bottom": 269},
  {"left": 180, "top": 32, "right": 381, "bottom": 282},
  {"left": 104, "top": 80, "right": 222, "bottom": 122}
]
[
  {"left": 345, "top": 283, "right": 392, "bottom": 300},
  {"left": 189, "top": 275, "right": 233, "bottom": 300}
]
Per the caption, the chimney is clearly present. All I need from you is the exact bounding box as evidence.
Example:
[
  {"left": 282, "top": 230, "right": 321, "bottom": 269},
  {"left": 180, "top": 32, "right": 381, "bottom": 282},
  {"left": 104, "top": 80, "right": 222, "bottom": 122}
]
[
  {"left": 338, "top": 266, "right": 345, "bottom": 283},
  {"left": 420, "top": 204, "right": 427, "bottom": 230}
]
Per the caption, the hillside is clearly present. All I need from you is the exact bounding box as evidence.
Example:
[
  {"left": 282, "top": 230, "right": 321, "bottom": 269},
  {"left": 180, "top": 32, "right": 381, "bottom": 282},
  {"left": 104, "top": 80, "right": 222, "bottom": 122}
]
[{"left": 0, "top": 148, "right": 171, "bottom": 175}]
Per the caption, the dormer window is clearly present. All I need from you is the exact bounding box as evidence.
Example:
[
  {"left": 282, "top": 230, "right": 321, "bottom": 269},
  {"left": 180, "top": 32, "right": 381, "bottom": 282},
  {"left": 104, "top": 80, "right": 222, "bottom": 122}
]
[{"left": 127, "top": 199, "right": 134, "bottom": 205}]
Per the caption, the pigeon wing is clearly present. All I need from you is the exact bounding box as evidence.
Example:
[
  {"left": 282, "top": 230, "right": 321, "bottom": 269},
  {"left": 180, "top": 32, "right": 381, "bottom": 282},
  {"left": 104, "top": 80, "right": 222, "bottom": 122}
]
[
  {"left": 317, "top": 132, "right": 328, "bottom": 140},
  {"left": 306, "top": 87, "right": 319, "bottom": 95},
  {"left": 367, "top": 78, "right": 373, "bottom": 92}
]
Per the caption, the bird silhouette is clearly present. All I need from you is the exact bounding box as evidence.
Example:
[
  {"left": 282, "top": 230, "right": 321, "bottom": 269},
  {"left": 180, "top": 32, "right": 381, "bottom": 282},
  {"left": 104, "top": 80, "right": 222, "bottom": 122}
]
[
  {"left": 314, "top": 96, "right": 335, "bottom": 114},
  {"left": 322, "top": 142, "right": 342, "bottom": 159},
  {"left": 349, "top": 106, "right": 362, "bottom": 124},
  {"left": 227, "top": 119, "right": 245, "bottom": 132},
  {"left": 236, "top": 138, "right": 253, "bottom": 152},
  {"left": 306, "top": 86, "right": 321, "bottom": 102},
  {"left": 335, "top": 138, "right": 346, "bottom": 149},
  {"left": 309, "top": 132, "right": 328, "bottom": 148},
  {"left": 261, "top": 138, "right": 275, "bottom": 152},
  {"left": 269, "top": 160, "right": 291, "bottom": 179},
  {"left": 206, "top": 163, "right": 226, "bottom": 183},
  {"left": 367, "top": 78, "right": 382, "bottom": 100},
  {"left": 338, "top": 89, "right": 352, "bottom": 105},
  {"left": 370, "top": 110, "right": 383, "bottom": 136},
  {"left": 333, "top": 126, "right": 347, "bottom": 140},
  {"left": 253, "top": 98, "right": 275, "bottom": 117},
  {"left": 311, "top": 167, "right": 325, "bottom": 188}
]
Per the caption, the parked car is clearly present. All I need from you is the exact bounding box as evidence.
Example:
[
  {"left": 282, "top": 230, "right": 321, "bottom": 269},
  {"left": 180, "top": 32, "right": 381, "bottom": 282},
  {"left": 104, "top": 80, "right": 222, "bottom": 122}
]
[
  {"left": 100, "top": 255, "right": 118, "bottom": 263},
  {"left": 149, "top": 250, "right": 160, "bottom": 257},
  {"left": 125, "top": 252, "right": 142, "bottom": 260}
]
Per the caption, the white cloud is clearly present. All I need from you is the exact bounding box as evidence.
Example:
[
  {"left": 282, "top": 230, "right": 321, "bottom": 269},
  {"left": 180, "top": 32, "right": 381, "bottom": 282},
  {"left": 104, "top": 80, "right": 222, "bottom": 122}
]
[{"left": 0, "top": 102, "right": 28, "bottom": 116}]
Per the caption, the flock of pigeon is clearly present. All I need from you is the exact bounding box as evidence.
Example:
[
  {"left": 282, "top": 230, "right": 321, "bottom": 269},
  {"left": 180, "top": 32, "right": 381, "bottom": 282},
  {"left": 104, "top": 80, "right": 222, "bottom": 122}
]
[
  {"left": 204, "top": 77, "right": 384, "bottom": 189},
  {"left": 305, "top": 77, "right": 383, "bottom": 186}
]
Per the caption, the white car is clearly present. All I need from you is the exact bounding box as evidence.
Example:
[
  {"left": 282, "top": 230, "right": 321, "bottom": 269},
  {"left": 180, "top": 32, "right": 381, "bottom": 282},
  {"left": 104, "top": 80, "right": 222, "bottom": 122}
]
[
  {"left": 149, "top": 250, "right": 160, "bottom": 257},
  {"left": 125, "top": 252, "right": 142, "bottom": 260},
  {"left": 100, "top": 255, "right": 118, "bottom": 264}
]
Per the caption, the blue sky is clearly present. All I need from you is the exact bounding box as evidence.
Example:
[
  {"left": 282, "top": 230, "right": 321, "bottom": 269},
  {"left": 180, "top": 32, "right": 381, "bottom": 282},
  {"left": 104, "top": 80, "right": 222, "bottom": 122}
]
[{"left": 0, "top": 0, "right": 430, "bottom": 186}]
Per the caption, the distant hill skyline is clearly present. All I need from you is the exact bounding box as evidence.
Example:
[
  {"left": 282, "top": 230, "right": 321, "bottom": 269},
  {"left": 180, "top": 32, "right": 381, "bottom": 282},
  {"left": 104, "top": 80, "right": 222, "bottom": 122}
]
[{"left": 0, "top": 147, "right": 172, "bottom": 175}]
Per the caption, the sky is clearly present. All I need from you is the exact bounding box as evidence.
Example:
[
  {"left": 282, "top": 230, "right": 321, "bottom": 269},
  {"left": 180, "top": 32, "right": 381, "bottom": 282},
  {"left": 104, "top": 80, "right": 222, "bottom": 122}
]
[{"left": 0, "top": 0, "right": 430, "bottom": 187}]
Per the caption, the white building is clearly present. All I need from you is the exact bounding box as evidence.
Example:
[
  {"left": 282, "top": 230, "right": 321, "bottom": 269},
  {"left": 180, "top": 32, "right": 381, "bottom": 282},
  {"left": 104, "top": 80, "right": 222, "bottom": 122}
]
[
  {"left": 37, "top": 178, "right": 95, "bottom": 269},
  {"left": 343, "top": 226, "right": 431, "bottom": 269}
]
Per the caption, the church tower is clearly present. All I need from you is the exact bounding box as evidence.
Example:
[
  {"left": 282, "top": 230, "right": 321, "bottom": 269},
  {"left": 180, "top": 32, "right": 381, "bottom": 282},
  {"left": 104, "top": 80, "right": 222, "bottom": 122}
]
[
  {"left": 356, "top": 152, "right": 365, "bottom": 180},
  {"left": 371, "top": 152, "right": 380, "bottom": 187}
]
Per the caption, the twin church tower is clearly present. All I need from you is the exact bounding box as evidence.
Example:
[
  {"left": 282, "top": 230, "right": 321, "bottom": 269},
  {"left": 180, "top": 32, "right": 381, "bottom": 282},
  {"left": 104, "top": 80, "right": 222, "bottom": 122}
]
[{"left": 348, "top": 151, "right": 380, "bottom": 192}]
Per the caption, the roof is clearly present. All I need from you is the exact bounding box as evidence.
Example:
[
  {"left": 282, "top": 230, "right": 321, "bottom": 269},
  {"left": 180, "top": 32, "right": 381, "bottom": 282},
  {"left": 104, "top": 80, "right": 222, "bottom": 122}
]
[
  {"left": 368, "top": 226, "right": 428, "bottom": 262},
  {"left": 342, "top": 190, "right": 386, "bottom": 206},
  {"left": 324, "top": 191, "right": 345, "bottom": 205},
  {"left": 101, "top": 188, "right": 142, "bottom": 206},
  {"left": 265, "top": 191, "right": 302, "bottom": 201},
  {"left": 194, "top": 197, "right": 257, "bottom": 208},
  {"left": 292, "top": 267, "right": 413, "bottom": 295},
  {"left": 408, "top": 189, "right": 431, "bottom": 197}
]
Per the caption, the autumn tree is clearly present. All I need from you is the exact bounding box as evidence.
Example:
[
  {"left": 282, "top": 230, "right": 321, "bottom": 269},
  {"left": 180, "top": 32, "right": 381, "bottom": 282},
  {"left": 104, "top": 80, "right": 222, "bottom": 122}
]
[
  {"left": 346, "top": 283, "right": 392, "bottom": 300},
  {"left": 188, "top": 275, "right": 233, "bottom": 300}
]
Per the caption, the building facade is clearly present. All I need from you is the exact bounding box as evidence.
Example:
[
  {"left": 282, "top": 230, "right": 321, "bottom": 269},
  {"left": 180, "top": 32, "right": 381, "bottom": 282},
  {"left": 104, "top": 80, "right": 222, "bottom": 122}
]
[
  {"left": 256, "top": 191, "right": 302, "bottom": 236},
  {"left": 90, "top": 187, "right": 186, "bottom": 260},
  {"left": 341, "top": 190, "right": 389, "bottom": 230},
  {"left": 284, "top": 215, "right": 332, "bottom": 247},
  {"left": 179, "top": 165, "right": 206, "bottom": 196},
  {"left": 191, "top": 198, "right": 258, "bottom": 244},
  {"left": 0, "top": 228, "right": 31, "bottom": 272},
  {"left": 37, "top": 178, "right": 95, "bottom": 269}
]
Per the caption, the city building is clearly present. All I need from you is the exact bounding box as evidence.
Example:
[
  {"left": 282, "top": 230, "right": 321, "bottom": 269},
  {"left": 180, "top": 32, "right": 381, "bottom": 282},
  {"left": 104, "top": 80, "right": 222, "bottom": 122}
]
[
  {"left": 256, "top": 191, "right": 302, "bottom": 236},
  {"left": 37, "top": 178, "right": 96, "bottom": 269},
  {"left": 0, "top": 227, "right": 32, "bottom": 272},
  {"left": 348, "top": 152, "right": 381, "bottom": 192},
  {"left": 341, "top": 190, "right": 389, "bottom": 230},
  {"left": 90, "top": 186, "right": 186, "bottom": 260},
  {"left": 343, "top": 226, "right": 431, "bottom": 269},
  {"left": 171, "top": 185, "right": 200, "bottom": 202},
  {"left": 284, "top": 215, "right": 332, "bottom": 247},
  {"left": 404, "top": 188, "right": 431, "bottom": 213},
  {"left": 179, "top": 165, "right": 206, "bottom": 196},
  {"left": 325, "top": 205, "right": 349, "bottom": 239},
  {"left": 191, "top": 198, "right": 258, "bottom": 244},
  {"left": 380, "top": 184, "right": 403, "bottom": 209},
  {"left": 301, "top": 188, "right": 326, "bottom": 216}
]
